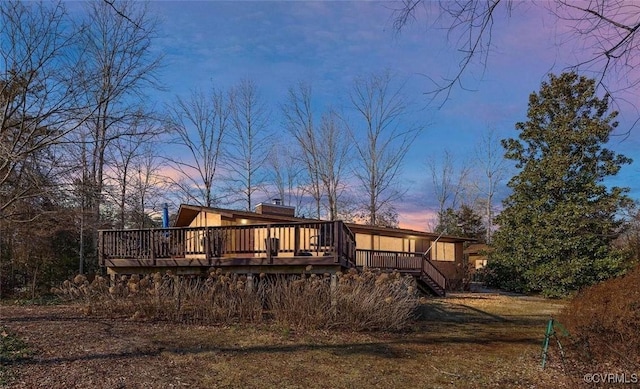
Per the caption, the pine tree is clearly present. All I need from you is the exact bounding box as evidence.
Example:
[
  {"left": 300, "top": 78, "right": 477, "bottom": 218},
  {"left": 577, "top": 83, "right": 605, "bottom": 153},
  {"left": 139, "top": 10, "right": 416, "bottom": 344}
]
[
  {"left": 435, "top": 205, "right": 486, "bottom": 242},
  {"left": 487, "top": 72, "right": 632, "bottom": 297}
]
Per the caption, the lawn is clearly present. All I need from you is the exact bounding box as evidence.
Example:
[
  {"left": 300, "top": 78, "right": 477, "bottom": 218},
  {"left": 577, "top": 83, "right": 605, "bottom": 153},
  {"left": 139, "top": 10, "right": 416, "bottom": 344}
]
[{"left": 0, "top": 291, "right": 572, "bottom": 388}]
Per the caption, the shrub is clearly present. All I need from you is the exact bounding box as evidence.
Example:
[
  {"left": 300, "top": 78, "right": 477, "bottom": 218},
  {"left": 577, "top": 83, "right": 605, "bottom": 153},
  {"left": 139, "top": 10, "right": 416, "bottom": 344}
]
[
  {"left": 265, "top": 274, "right": 333, "bottom": 329},
  {"left": 334, "top": 269, "right": 417, "bottom": 331},
  {"left": 54, "top": 269, "right": 419, "bottom": 332},
  {"left": 558, "top": 264, "right": 640, "bottom": 374}
]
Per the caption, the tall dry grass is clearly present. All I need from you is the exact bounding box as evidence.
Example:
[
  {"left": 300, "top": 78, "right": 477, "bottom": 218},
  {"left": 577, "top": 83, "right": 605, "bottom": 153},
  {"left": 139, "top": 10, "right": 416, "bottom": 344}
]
[
  {"left": 54, "top": 270, "right": 263, "bottom": 324},
  {"left": 333, "top": 270, "right": 418, "bottom": 331},
  {"left": 53, "top": 269, "right": 418, "bottom": 332},
  {"left": 265, "top": 274, "right": 333, "bottom": 329}
]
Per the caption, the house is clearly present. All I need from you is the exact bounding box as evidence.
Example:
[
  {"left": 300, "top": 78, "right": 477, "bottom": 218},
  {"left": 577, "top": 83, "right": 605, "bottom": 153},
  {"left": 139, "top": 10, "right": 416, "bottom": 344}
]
[
  {"left": 98, "top": 201, "right": 474, "bottom": 296},
  {"left": 464, "top": 243, "right": 491, "bottom": 281},
  {"left": 464, "top": 243, "right": 490, "bottom": 270}
]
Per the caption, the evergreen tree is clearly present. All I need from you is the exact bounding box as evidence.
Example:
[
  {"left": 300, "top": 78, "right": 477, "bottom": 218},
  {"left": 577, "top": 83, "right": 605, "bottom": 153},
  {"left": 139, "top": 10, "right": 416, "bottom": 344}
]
[
  {"left": 487, "top": 72, "right": 632, "bottom": 297},
  {"left": 456, "top": 205, "right": 487, "bottom": 242},
  {"left": 435, "top": 205, "right": 486, "bottom": 242}
]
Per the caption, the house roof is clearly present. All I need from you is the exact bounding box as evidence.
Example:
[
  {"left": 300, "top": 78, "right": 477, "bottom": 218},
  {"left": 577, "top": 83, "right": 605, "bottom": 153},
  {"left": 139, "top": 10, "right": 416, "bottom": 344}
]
[
  {"left": 345, "top": 222, "right": 471, "bottom": 243},
  {"left": 175, "top": 204, "right": 304, "bottom": 226},
  {"left": 174, "top": 203, "right": 474, "bottom": 243},
  {"left": 463, "top": 243, "right": 491, "bottom": 255}
]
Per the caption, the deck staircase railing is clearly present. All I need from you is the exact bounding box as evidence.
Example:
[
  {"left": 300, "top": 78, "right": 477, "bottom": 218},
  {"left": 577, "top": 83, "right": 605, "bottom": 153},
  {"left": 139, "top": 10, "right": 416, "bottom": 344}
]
[
  {"left": 356, "top": 249, "right": 446, "bottom": 296},
  {"left": 420, "top": 254, "right": 446, "bottom": 296}
]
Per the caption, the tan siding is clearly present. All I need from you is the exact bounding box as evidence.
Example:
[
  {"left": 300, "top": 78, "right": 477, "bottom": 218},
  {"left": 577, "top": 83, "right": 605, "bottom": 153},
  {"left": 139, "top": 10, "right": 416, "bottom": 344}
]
[
  {"left": 189, "top": 212, "right": 222, "bottom": 227},
  {"left": 378, "top": 236, "right": 403, "bottom": 251},
  {"left": 354, "top": 233, "right": 416, "bottom": 253},
  {"left": 355, "top": 233, "right": 372, "bottom": 250}
]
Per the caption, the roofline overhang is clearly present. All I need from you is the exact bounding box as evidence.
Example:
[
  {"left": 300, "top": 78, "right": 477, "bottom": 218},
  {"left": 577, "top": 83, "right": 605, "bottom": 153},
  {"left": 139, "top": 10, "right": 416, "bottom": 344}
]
[{"left": 173, "top": 203, "right": 475, "bottom": 243}]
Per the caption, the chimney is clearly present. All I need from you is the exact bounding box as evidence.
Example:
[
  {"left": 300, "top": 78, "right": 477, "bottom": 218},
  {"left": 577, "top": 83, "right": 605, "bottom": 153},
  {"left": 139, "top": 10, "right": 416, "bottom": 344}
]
[{"left": 255, "top": 199, "right": 295, "bottom": 217}]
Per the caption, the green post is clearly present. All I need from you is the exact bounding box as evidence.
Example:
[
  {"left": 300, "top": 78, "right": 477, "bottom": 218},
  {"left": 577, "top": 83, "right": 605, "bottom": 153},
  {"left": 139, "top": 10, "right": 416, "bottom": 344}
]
[{"left": 541, "top": 318, "right": 554, "bottom": 369}]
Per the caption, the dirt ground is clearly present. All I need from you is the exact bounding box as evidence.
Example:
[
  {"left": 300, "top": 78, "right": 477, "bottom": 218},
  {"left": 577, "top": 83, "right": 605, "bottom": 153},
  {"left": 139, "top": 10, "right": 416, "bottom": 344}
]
[{"left": 0, "top": 292, "right": 574, "bottom": 389}]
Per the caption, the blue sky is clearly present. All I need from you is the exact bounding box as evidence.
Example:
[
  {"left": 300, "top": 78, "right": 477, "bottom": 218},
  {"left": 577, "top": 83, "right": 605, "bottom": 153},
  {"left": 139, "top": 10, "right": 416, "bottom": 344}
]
[{"left": 146, "top": 1, "right": 640, "bottom": 230}]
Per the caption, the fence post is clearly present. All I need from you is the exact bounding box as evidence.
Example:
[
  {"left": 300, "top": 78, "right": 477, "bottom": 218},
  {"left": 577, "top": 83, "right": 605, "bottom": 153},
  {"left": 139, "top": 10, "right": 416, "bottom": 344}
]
[
  {"left": 246, "top": 273, "right": 254, "bottom": 293},
  {"left": 334, "top": 222, "right": 341, "bottom": 264},
  {"left": 266, "top": 225, "right": 272, "bottom": 264},
  {"left": 294, "top": 225, "right": 300, "bottom": 256},
  {"left": 150, "top": 230, "right": 156, "bottom": 266},
  {"left": 205, "top": 228, "right": 211, "bottom": 266},
  {"left": 541, "top": 318, "right": 554, "bottom": 368},
  {"left": 98, "top": 231, "right": 104, "bottom": 267},
  {"left": 330, "top": 273, "right": 337, "bottom": 307}
]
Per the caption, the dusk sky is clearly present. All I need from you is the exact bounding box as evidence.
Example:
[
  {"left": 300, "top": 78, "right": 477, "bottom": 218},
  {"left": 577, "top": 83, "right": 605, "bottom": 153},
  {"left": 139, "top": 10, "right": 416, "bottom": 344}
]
[{"left": 142, "top": 1, "right": 639, "bottom": 230}]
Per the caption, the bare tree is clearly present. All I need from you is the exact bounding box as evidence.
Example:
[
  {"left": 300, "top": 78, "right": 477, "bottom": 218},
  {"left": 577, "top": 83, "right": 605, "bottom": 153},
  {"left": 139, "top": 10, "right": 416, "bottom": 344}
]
[
  {"left": 225, "top": 79, "right": 272, "bottom": 211},
  {"left": 77, "top": 0, "right": 162, "bottom": 227},
  {"left": 550, "top": 1, "right": 640, "bottom": 92},
  {"left": 130, "top": 145, "right": 168, "bottom": 228},
  {"left": 472, "top": 128, "right": 508, "bottom": 242},
  {"left": 282, "top": 83, "right": 352, "bottom": 220},
  {"left": 104, "top": 120, "right": 160, "bottom": 228},
  {"left": 282, "top": 83, "right": 323, "bottom": 219},
  {"left": 392, "top": 1, "right": 640, "bottom": 104},
  {"left": 348, "top": 70, "right": 421, "bottom": 227},
  {"left": 166, "top": 87, "right": 229, "bottom": 208},
  {"left": 102, "top": 0, "right": 143, "bottom": 28},
  {"left": 0, "top": 0, "right": 89, "bottom": 220},
  {"left": 317, "top": 110, "right": 352, "bottom": 221},
  {"left": 427, "top": 150, "right": 465, "bottom": 213},
  {"left": 428, "top": 150, "right": 472, "bottom": 219},
  {"left": 267, "top": 143, "right": 306, "bottom": 212}
]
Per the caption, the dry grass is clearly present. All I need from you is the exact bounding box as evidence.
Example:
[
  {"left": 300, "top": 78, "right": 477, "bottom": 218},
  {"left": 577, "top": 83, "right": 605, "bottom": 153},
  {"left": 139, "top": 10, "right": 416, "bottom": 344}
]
[
  {"left": 1, "top": 290, "right": 571, "bottom": 388},
  {"left": 53, "top": 269, "right": 418, "bottom": 332}
]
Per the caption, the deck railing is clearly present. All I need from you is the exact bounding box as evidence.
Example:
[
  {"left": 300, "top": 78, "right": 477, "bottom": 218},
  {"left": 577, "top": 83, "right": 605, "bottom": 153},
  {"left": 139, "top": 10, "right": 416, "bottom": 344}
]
[
  {"left": 99, "top": 220, "right": 356, "bottom": 268},
  {"left": 356, "top": 249, "right": 422, "bottom": 270},
  {"left": 356, "top": 249, "right": 447, "bottom": 293},
  {"left": 420, "top": 256, "right": 447, "bottom": 292}
]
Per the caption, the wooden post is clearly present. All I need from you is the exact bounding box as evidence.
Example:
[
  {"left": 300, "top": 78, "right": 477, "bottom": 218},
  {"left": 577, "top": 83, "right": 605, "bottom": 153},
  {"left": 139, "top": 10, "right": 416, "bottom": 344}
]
[
  {"left": 150, "top": 230, "right": 156, "bottom": 266},
  {"left": 330, "top": 273, "right": 337, "bottom": 307},
  {"left": 205, "top": 228, "right": 211, "bottom": 266},
  {"left": 336, "top": 222, "right": 343, "bottom": 265},
  {"left": 294, "top": 225, "right": 300, "bottom": 256},
  {"left": 98, "top": 231, "right": 104, "bottom": 267},
  {"left": 246, "top": 273, "right": 254, "bottom": 293},
  {"left": 266, "top": 225, "right": 272, "bottom": 264},
  {"left": 333, "top": 222, "right": 339, "bottom": 263}
]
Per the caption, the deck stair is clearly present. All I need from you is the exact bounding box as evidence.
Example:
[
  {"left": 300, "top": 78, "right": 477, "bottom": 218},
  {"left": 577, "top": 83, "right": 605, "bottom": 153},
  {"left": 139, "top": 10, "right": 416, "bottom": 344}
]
[{"left": 355, "top": 249, "right": 446, "bottom": 297}]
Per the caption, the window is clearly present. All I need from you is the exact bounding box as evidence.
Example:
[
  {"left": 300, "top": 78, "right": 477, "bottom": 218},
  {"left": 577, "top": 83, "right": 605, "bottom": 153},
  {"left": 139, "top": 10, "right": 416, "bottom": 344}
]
[{"left": 432, "top": 242, "right": 455, "bottom": 261}]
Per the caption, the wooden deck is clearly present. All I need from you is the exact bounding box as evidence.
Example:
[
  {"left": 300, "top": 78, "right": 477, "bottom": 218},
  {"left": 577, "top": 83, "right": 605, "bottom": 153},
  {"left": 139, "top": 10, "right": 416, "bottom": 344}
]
[
  {"left": 99, "top": 221, "right": 446, "bottom": 296},
  {"left": 100, "top": 220, "right": 355, "bottom": 274}
]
